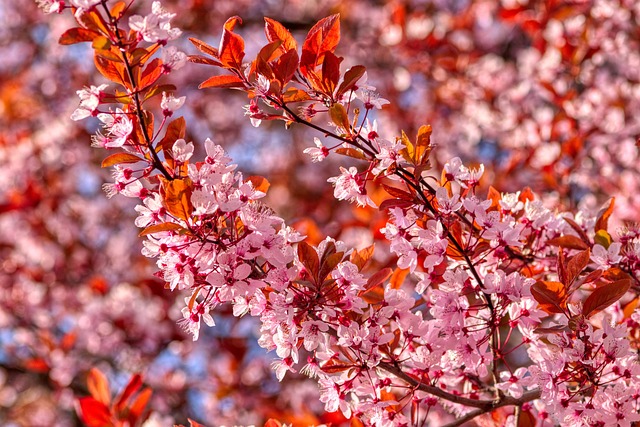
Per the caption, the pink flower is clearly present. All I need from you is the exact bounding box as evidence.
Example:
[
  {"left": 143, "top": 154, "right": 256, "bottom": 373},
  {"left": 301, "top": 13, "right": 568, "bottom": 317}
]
[
  {"left": 303, "top": 137, "right": 329, "bottom": 162},
  {"left": 328, "top": 166, "right": 375, "bottom": 207},
  {"left": 71, "top": 84, "right": 108, "bottom": 121}
]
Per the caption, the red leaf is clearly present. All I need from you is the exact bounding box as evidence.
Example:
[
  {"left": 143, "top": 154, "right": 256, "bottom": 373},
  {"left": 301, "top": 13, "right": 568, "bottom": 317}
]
[
  {"left": 157, "top": 116, "right": 186, "bottom": 153},
  {"left": 531, "top": 281, "right": 567, "bottom": 314},
  {"left": 87, "top": 368, "right": 111, "bottom": 406},
  {"left": 140, "top": 58, "right": 162, "bottom": 89},
  {"left": 189, "top": 37, "right": 219, "bottom": 58},
  {"left": 219, "top": 16, "right": 245, "bottom": 70},
  {"left": 595, "top": 198, "right": 615, "bottom": 232},
  {"left": 564, "top": 249, "right": 590, "bottom": 287},
  {"left": 115, "top": 374, "right": 142, "bottom": 412},
  {"left": 59, "top": 27, "right": 100, "bottom": 45},
  {"left": 94, "top": 54, "right": 126, "bottom": 86},
  {"left": 246, "top": 175, "right": 270, "bottom": 193},
  {"left": 272, "top": 49, "right": 299, "bottom": 86},
  {"left": 298, "top": 241, "right": 320, "bottom": 282},
  {"left": 264, "top": 18, "right": 297, "bottom": 53},
  {"left": 321, "top": 51, "right": 342, "bottom": 94},
  {"left": 160, "top": 177, "right": 193, "bottom": 222},
  {"left": 389, "top": 267, "right": 409, "bottom": 290},
  {"left": 198, "top": 74, "right": 245, "bottom": 89},
  {"left": 128, "top": 387, "right": 152, "bottom": 421},
  {"left": 264, "top": 419, "right": 283, "bottom": 427},
  {"left": 546, "top": 235, "right": 589, "bottom": 250},
  {"left": 300, "top": 14, "right": 340, "bottom": 77},
  {"left": 583, "top": 279, "right": 631, "bottom": 318},
  {"left": 101, "top": 152, "right": 144, "bottom": 168},
  {"left": 336, "top": 65, "right": 366, "bottom": 98},
  {"left": 364, "top": 268, "right": 393, "bottom": 291},
  {"left": 78, "top": 397, "right": 112, "bottom": 427}
]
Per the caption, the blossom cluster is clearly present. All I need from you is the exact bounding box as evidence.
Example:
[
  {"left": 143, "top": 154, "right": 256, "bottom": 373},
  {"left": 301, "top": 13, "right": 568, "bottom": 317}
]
[{"left": 38, "top": 0, "right": 640, "bottom": 426}]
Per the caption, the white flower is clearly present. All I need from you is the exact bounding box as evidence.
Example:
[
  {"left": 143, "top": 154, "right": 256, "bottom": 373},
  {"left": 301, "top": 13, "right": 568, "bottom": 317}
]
[
  {"left": 303, "top": 137, "right": 329, "bottom": 162},
  {"left": 161, "top": 92, "right": 186, "bottom": 115},
  {"left": 71, "top": 84, "right": 108, "bottom": 121},
  {"left": 172, "top": 139, "right": 194, "bottom": 163}
]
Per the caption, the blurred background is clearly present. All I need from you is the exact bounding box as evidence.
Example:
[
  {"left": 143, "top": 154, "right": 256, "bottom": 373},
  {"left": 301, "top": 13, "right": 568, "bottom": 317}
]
[{"left": 1, "top": 0, "right": 640, "bottom": 425}]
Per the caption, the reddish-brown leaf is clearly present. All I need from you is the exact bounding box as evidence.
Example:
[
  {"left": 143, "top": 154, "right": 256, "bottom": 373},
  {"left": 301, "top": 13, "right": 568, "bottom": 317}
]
[
  {"left": 78, "top": 397, "right": 112, "bottom": 427},
  {"left": 350, "top": 245, "right": 375, "bottom": 271},
  {"left": 188, "top": 54, "right": 222, "bottom": 66},
  {"left": 59, "top": 27, "right": 100, "bottom": 45},
  {"left": 272, "top": 49, "right": 299, "bottom": 86},
  {"left": 565, "top": 249, "right": 590, "bottom": 287},
  {"left": 564, "top": 217, "right": 590, "bottom": 243},
  {"left": 389, "top": 267, "right": 409, "bottom": 289},
  {"left": 157, "top": 117, "right": 186, "bottom": 153},
  {"left": 138, "top": 222, "right": 186, "bottom": 237},
  {"left": 128, "top": 387, "right": 152, "bottom": 421},
  {"left": 160, "top": 177, "right": 193, "bottom": 222},
  {"left": 336, "top": 65, "right": 366, "bottom": 98},
  {"left": 94, "top": 54, "right": 126, "bottom": 86},
  {"left": 87, "top": 368, "right": 111, "bottom": 406},
  {"left": 199, "top": 74, "right": 245, "bottom": 89},
  {"left": 264, "top": 17, "right": 297, "bottom": 53},
  {"left": 335, "top": 147, "right": 366, "bottom": 160},
  {"left": 329, "top": 103, "right": 350, "bottom": 130},
  {"left": 382, "top": 184, "right": 415, "bottom": 201},
  {"left": 189, "top": 37, "right": 219, "bottom": 58},
  {"left": 246, "top": 175, "right": 270, "bottom": 193},
  {"left": 189, "top": 419, "right": 208, "bottom": 427},
  {"left": 531, "top": 281, "right": 567, "bottom": 314},
  {"left": 140, "top": 58, "right": 162, "bottom": 89},
  {"left": 101, "top": 152, "right": 144, "bottom": 168},
  {"left": 595, "top": 198, "right": 615, "bottom": 232},
  {"left": 583, "top": 279, "right": 631, "bottom": 318},
  {"left": 546, "top": 235, "right": 589, "bottom": 250},
  {"left": 321, "top": 51, "right": 342, "bottom": 94},
  {"left": 298, "top": 241, "right": 320, "bottom": 282},
  {"left": 364, "top": 268, "right": 393, "bottom": 291},
  {"left": 115, "top": 374, "right": 142, "bottom": 412},
  {"left": 219, "top": 16, "right": 245, "bottom": 70},
  {"left": 300, "top": 14, "right": 340, "bottom": 77}
]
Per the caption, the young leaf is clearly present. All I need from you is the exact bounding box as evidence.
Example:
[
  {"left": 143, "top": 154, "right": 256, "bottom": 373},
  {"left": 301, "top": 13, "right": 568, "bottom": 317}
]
[
  {"left": 157, "top": 116, "right": 186, "bottom": 153},
  {"left": 87, "top": 368, "right": 111, "bottom": 406},
  {"left": 583, "top": 278, "right": 631, "bottom": 318},
  {"left": 546, "top": 235, "right": 589, "bottom": 250},
  {"left": 300, "top": 14, "right": 340, "bottom": 77},
  {"left": 336, "top": 65, "right": 366, "bottom": 98},
  {"left": 138, "top": 222, "right": 186, "bottom": 237},
  {"left": 564, "top": 249, "right": 590, "bottom": 287},
  {"left": 77, "top": 397, "right": 112, "bottom": 427},
  {"left": 350, "top": 245, "right": 374, "bottom": 271},
  {"left": 140, "top": 58, "right": 163, "bottom": 89},
  {"left": 364, "top": 268, "right": 393, "bottom": 291},
  {"left": 199, "top": 74, "right": 245, "bottom": 89},
  {"left": 101, "top": 153, "right": 144, "bottom": 168},
  {"left": 189, "top": 37, "right": 220, "bottom": 58},
  {"left": 114, "top": 374, "right": 143, "bottom": 412},
  {"left": 531, "top": 281, "right": 567, "bottom": 314},
  {"left": 246, "top": 175, "right": 270, "bottom": 193},
  {"left": 414, "top": 124, "right": 432, "bottom": 166},
  {"left": 219, "top": 16, "right": 245, "bottom": 70},
  {"left": 297, "top": 241, "right": 320, "bottom": 283},
  {"left": 264, "top": 17, "right": 297, "bottom": 53},
  {"left": 595, "top": 198, "right": 615, "bottom": 232},
  {"left": 160, "top": 177, "right": 193, "bottom": 222},
  {"left": 329, "top": 103, "right": 350, "bottom": 130},
  {"left": 59, "top": 27, "right": 100, "bottom": 45}
]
